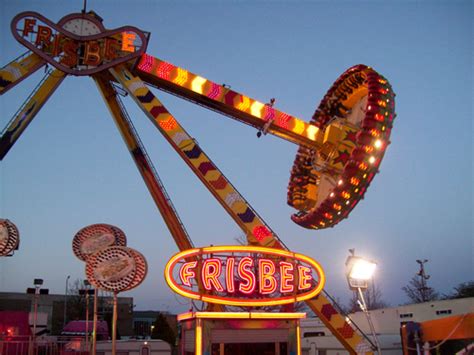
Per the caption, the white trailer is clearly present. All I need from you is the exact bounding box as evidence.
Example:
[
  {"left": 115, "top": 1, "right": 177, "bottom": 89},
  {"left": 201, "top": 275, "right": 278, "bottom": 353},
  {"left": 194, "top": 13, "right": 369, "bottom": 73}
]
[{"left": 96, "top": 339, "right": 171, "bottom": 355}]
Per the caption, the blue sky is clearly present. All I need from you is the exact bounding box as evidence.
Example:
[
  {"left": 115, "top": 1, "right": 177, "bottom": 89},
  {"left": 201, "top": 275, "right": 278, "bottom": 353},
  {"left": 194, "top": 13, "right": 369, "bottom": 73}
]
[{"left": 0, "top": 0, "right": 472, "bottom": 313}]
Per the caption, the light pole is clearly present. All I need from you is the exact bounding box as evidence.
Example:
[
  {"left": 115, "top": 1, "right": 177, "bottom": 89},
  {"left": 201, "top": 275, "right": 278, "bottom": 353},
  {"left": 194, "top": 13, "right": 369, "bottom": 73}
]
[
  {"left": 112, "top": 292, "right": 118, "bottom": 355},
  {"left": 63, "top": 275, "right": 70, "bottom": 328},
  {"left": 91, "top": 288, "right": 98, "bottom": 355},
  {"left": 32, "top": 279, "right": 43, "bottom": 341},
  {"left": 80, "top": 280, "right": 94, "bottom": 352},
  {"left": 416, "top": 259, "right": 430, "bottom": 302},
  {"left": 345, "top": 251, "right": 382, "bottom": 355},
  {"left": 27, "top": 279, "right": 48, "bottom": 355}
]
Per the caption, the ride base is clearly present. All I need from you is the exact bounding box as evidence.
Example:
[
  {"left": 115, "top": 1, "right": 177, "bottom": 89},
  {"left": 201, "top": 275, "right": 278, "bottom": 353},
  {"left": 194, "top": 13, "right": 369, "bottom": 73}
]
[{"left": 176, "top": 311, "right": 306, "bottom": 355}]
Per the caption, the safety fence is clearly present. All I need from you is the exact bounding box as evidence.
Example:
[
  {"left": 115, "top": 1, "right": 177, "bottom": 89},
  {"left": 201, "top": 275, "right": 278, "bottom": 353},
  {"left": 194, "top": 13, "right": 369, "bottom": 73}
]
[{"left": 0, "top": 336, "right": 89, "bottom": 355}]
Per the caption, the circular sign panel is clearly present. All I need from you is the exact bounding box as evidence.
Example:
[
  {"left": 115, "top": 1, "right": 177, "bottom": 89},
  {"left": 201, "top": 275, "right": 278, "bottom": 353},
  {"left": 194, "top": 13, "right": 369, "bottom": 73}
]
[
  {"left": 73, "top": 224, "right": 126, "bottom": 261},
  {"left": 85, "top": 246, "right": 136, "bottom": 292},
  {"left": 0, "top": 219, "right": 20, "bottom": 256},
  {"left": 124, "top": 249, "right": 148, "bottom": 291}
]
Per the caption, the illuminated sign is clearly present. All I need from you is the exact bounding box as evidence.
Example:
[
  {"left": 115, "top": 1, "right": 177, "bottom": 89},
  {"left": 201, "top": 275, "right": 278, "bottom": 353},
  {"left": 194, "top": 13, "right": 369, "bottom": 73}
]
[
  {"left": 11, "top": 11, "right": 148, "bottom": 76},
  {"left": 164, "top": 246, "right": 325, "bottom": 306}
]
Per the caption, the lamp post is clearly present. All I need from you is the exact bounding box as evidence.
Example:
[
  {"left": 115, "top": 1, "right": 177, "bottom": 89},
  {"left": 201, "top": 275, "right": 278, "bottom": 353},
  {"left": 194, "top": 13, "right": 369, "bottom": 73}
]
[
  {"left": 27, "top": 279, "right": 48, "bottom": 355},
  {"left": 32, "top": 279, "right": 42, "bottom": 342},
  {"left": 79, "top": 281, "right": 95, "bottom": 352},
  {"left": 345, "top": 251, "right": 382, "bottom": 355},
  {"left": 416, "top": 259, "right": 430, "bottom": 302},
  {"left": 91, "top": 288, "right": 98, "bottom": 355},
  {"left": 112, "top": 292, "right": 118, "bottom": 355},
  {"left": 63, "top": 275, "right": 70, "bottom": 328}
]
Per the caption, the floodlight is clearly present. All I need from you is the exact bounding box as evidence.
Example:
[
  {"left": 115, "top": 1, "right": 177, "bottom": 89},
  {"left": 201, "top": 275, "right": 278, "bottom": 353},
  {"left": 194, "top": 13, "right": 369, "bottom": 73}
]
[
  {"left": 345, "top": 255, "right": 376, "bottom": 290},
  {"left": 344, "top": 251, "right": 381, "bottom": 354},
  {"left": 348, "top": 258, "right": 376, "bottom": 280}
]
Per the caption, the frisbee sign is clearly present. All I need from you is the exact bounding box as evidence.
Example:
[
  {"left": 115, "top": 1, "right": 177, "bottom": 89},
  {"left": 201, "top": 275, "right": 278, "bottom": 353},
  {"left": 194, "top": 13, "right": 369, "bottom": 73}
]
[{"left": 165, "top": 246, "right": 325, "bottom": 307}]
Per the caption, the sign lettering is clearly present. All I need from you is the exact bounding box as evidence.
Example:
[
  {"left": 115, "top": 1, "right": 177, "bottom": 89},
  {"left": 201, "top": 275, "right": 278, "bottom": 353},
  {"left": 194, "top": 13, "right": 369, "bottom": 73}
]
[
  {"left": 11, "top": 11, "right": 148, "bottom": 76},
  {"left": 164, "top": 246, "right": 325, "bottom": 307}
]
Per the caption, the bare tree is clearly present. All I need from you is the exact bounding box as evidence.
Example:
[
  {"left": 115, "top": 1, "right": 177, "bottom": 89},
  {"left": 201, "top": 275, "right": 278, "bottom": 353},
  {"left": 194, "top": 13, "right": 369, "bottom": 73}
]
[
  {"left": 402, "top": 260, "right": 439, "bottom": 303},
  {"left": 65, "top": 279, "right": 89, "bottom": 321},
  {"left": 345, "top": 291, "right": 360, "bottom": 313},
  {"left": 443, "top": 281, "right": 474, "bottom": 299},
  {"left": 365, "top": 281, "right": 389, "bottom": 310},
  {"left": 402, "top": 276, "right": 439, "bottom": 303},
  {"left": 346, "top": 280, "right": 388, "bottom": 313}
]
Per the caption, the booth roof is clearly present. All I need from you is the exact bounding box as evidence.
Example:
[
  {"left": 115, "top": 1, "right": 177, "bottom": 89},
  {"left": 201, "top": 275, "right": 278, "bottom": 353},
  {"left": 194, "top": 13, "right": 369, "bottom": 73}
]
[{"left": 62, "top": 320, "right": 109, "bottom": 335}]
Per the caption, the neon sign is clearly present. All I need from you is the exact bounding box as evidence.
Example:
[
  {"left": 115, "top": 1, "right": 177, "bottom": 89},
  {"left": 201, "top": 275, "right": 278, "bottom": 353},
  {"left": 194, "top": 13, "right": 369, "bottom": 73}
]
[
  {"left": 164, "top": 246, "right": 325, "bottom": 306},
  {"left": 11, "top": 12, "right": 148, "bottom": 75}
]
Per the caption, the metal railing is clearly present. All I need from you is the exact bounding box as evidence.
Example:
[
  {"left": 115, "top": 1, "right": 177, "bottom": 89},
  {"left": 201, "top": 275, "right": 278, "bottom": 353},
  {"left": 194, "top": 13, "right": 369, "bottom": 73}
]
[
  {"left": 0, "top": 68, "right": 53, "bottom": 137},
  {"left": 0, "top": 336, "right": 90, "bottom": 355}
]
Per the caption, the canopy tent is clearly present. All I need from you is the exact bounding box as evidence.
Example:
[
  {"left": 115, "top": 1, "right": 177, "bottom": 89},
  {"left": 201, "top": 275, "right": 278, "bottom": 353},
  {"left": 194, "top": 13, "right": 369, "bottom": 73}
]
[
  {"left": 62, "top": 320, "right": 109, "bottom": 339},
  {"left": 420, "top": 313, "right": 474, "bottom": 342}
]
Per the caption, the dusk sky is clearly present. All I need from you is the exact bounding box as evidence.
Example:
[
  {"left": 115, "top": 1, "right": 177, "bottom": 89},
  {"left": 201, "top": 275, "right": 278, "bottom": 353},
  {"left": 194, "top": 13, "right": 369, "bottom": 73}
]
[{"left": 0, "top": 1, "right": 472, "bottom": 313}]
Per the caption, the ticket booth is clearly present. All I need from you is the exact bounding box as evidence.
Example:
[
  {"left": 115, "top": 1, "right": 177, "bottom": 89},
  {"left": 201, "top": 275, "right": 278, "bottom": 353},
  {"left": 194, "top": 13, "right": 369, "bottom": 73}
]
[
  {"left": 165, "top": 246, "right": 326, "bottom": 355},
  {"left": 177, "top": 311, "right": 305, "bottom": 355}
]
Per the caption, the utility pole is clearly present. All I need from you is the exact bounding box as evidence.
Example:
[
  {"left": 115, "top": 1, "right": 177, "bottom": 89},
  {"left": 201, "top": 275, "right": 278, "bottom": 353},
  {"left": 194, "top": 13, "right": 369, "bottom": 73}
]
[
  {"left": 416, "top": 259, "right": 430, "bottom": 302},
  {"left": 63, "top": 275, "right": 70, "bottom": 328},
  {"left": 27, "top": 279, "right": 48, "bottom": 355}
]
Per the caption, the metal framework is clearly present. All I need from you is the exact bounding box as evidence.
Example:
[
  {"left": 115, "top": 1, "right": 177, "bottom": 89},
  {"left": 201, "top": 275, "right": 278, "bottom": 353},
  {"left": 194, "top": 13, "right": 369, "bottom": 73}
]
[{"left": 0, "top": 10, "right": 397, "bottom": 355}]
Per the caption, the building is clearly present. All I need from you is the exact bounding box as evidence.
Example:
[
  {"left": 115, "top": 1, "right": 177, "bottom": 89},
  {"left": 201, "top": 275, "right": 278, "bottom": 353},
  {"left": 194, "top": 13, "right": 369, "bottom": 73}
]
[
  {"left": 2, "top": 290, "right": 472, "bottom": 353},
  {"left": 133, "top": 311, "right": 159, "bottom": 338},
  {"left": 133, "top": 311, "right": 177, "bottom": 339},
  {"left": 96, "top": 339, "right": 171, "bottom": 355},
  {"left": 0, "top": 291, "right": 134, "bottom": 337},
  {"left": 300, "top": 297, "right": 474, "bottom": 354}
]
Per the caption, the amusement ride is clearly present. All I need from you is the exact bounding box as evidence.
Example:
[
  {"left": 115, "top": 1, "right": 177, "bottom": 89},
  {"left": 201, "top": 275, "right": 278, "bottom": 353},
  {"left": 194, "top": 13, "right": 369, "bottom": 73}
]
[{"left": 0, "top": 8, "right": 396, "bottom": 355}]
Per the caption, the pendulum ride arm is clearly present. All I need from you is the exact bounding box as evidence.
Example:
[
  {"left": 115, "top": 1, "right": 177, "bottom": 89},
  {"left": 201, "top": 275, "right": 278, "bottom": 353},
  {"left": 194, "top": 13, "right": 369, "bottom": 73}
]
[
  {"left": 95, "top": 74, "right": 223, "bottom": 311},
  {"left": 134, "top": 54, "right": 324, "bottom": 149},
  {"left": 0, "top": 52, "right": 45, "bottom": 95},
  {"left": 94, "top": 74, "right": 194, "bottom": 252},
  {"left": 110, "top": 65, "right": 372, "bottom": 354},
  {"left": 0, "top": 68, "right": 66, "bottom": 160}
]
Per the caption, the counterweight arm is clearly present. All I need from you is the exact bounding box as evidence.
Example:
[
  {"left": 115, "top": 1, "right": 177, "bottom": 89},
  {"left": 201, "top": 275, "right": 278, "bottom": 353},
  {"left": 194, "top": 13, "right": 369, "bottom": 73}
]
[{"left": 134, "top": 54, "right": 324, "bottom": 149}]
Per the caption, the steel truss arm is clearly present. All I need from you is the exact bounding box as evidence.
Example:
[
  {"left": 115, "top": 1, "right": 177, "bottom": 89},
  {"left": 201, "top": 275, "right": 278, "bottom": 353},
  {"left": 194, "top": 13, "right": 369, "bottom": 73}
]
[
  {"left": 0, "top": 69, "right": 65, "bottom": 160},
  {"left": 111, "top": 65, "right": 372, "bottom": 354},
  {"left": 95, "top": 74, "right": 223, "bottom": 311},
  {"left": 134, "top": 54, "right": 324, "bottom": 149},
  {"left": 0, "top": 52, "right": 45, "bottom": 95}
]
